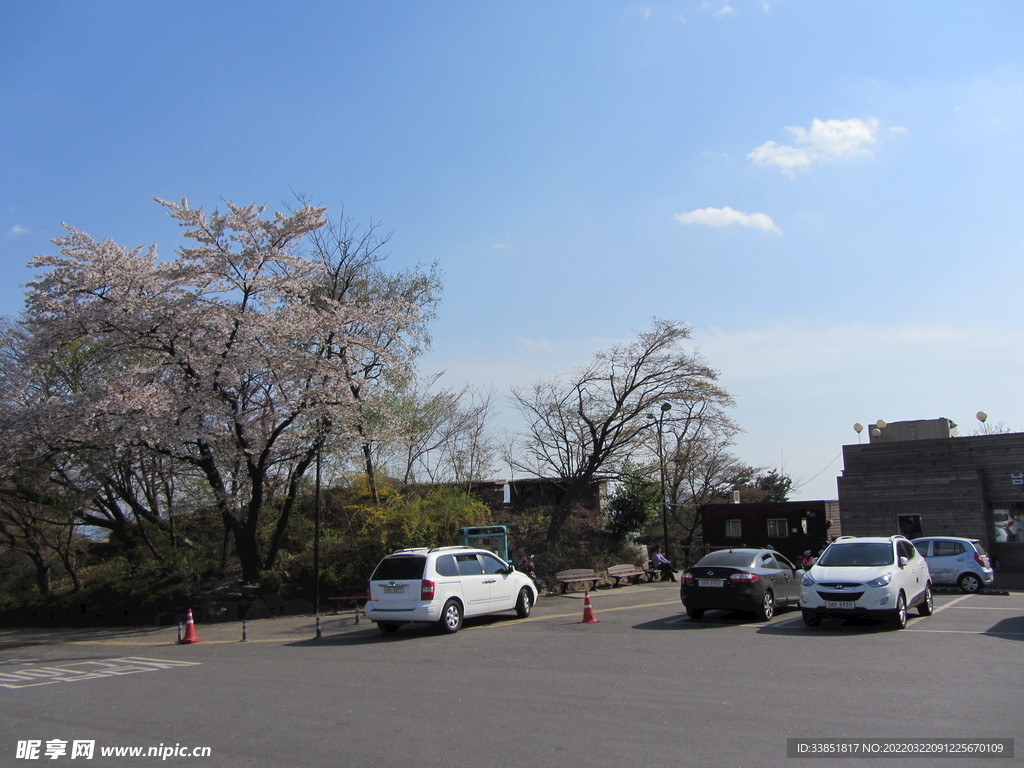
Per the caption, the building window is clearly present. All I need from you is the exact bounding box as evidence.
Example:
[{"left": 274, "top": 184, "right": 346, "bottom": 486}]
[
  {"left": 991, "top": 507, "right": 1021, "bottom": 543},
  {"left": 767, "top": 518, "right": 788, "bottom": 538},
  {"left": 725, "top": 519, "right": 742, "bottom": 538}
]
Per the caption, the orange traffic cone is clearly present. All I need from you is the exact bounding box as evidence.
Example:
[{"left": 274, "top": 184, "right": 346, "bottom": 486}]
[
  {"left": 178, "top": 609, "right": 203, "bottom": 644},
  {"left": 579, "top": 589, "right": 600, "bottom": 624}
]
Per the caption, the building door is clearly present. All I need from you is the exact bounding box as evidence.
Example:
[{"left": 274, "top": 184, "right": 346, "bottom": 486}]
[{"left": 897, "top": 514, "right": 923, "bottom": 539}]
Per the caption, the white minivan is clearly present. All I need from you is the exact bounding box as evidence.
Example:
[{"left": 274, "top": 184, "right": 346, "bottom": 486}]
[{"left": 365, "top": 546, "right": 538, "bottom": 634}]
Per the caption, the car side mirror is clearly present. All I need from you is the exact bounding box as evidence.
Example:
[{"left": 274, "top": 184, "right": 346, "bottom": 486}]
[{"left": 899, "top": 556, "right": 909, "bottom": 569}]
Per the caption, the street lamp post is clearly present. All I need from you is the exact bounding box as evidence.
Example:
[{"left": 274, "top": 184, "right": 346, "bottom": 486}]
[
  {"left": 314, "top": 441, "right": 322, "bottom": 617},
  {"left": 650, "top": 402, "right": 672, "bottom": 560}
]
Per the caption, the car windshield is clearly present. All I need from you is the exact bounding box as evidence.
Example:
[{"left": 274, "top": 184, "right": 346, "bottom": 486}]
[
  {"left": 818, "top": 542, "right": 894, "bottom": 567},
  {"left": 696, "top": 551, "right": 758, "bottom": 568},
  {"left": 371, "top": 556, "right": 426, "bottom": 581}
]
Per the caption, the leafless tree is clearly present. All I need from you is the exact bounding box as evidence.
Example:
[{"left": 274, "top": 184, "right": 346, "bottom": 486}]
[{"left": 509, "top": 319, "right": 733, "bottom": 544}]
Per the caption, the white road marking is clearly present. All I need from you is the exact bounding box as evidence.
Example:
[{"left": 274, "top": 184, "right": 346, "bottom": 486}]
[
  {"left": 930, "top": 594, "right": 973, "bottom": 615},
  {"left": 0, "top": 657, "right": 200, "bottom": 690}
]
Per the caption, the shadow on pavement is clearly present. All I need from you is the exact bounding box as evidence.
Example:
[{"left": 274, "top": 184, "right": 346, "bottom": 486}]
[
  {"left": 0, "top": 626, "right": 167, "bottom": 651},
  {"left": 283, "top": 612, "right": 530, "bottom": 646},
  {"left": 631, "top": 609, "right": 764, "bottom": 631},
  {"left": 983, "top": 616, "right": 1024, "bottom": 641}
]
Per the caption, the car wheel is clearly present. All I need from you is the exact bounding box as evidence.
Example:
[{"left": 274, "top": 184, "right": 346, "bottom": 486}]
[
  {"left": 756, "top": 591, "right": 775, "bottom": 621},
  {"left": 686, "top": 607, "right": 705, "bottom": 620},
  {"left": 377, "top": 622, "right": 399, "bottom": 633},
  {"left": 438, "top": 599, "right": 463, "bottom": 634},
  {"left": 888, "top": 592, "right": 907, "bottom": 630},
  {"left": 958, "top": 573, "right": 982, "bottom": 594},
  {"left": 918, "top": 584, "right": 934, "bottom": 616},
  {"left": 802, "top": 610, "right": 821, "bottom": 627},
  {"left": 515, "top": 588, "right": 533, "bottom": 618}
]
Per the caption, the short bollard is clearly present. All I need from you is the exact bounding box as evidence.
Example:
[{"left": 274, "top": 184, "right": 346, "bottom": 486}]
[
  {"left": 241, "top": 620, "right": 248, "bottom": 642},
  {"left": 354, "top": 606, "right": 361, "bottom": 625},
  {"left": 316, "top": 616, "right": 322, "bottom": 638},
  {"left": 177, "top": 623, "right": 183, "bottom": 642}
]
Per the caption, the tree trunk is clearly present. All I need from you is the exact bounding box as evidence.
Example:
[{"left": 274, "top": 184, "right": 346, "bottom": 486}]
[
  {"left": 232, "top": 521, "right": 264, "bottom": 583},
  {"left": 545, "top": 478, "right": 588, "bottom": 544},
  {"left": 29, "top": 550, "right": 52, "bottom": 596},
  {"left": 362, "top": 442, "right": 379, "bottom": 505},
  {"left": 264, "top": 446, "right": 317, "bottom": 571}
]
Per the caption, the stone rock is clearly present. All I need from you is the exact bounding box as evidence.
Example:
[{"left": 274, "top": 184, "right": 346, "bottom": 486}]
[
  {"left": 283, "top": 598, "right": 314, "bottom": 616},
  {"left": 244, "top": 598, "right": 271, "bottom": 620},
  {"left": 262, "top": 593, "right": 286, "bottom": 614}
]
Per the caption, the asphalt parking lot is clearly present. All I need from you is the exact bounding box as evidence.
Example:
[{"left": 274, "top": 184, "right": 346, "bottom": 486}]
[{"left": 2, "top": 581, "right": 1022, "bottom": 768}]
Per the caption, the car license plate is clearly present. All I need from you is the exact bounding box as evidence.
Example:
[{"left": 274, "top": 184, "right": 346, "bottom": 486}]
[
  {"left": 698, "top": 579, "right": 724, "bottom": 588},
  {"left": 825, "top": 600, "right": 855, "bottom": 609},
  {"left": 383, "top": 586, "right": 405, "bottom": 594}
]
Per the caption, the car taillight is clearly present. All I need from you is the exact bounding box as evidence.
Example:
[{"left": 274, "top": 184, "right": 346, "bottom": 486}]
[
  {"left": 729, "top": 572, "right": 760, "bottom": 583},
  {"left": 682, "top": 572, "right": 694, "bottom": 585},
  {"left": 421, "top": 579, "right": 436, "bottom": 601},
  {"left": 975, "top": 552, "right": 989, "bottom": 568}
]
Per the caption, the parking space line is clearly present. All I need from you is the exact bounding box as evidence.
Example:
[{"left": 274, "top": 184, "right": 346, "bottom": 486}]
[
  {"left": 906, "top": 628, "right": 1024, "bottom": 637},
  {"left": 954, "top": 605, "right": 1024, "bottom": 610},
  {"left": 659, "top": 622, "right": 1024, "bottom": 638},
  {"left": 930, "top": 594, "right": 973, "bottom": 615}
]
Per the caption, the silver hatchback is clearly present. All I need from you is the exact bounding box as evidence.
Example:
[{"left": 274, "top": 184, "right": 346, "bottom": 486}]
[{"left": 911, "top": 537, "right": 994, "bottom": 593}]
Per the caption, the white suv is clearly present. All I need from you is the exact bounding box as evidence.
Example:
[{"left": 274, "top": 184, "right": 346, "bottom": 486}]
[
  {"left": 365, "top": 546, "right": 539, "bottom": 634},
  {"left": 799, "top": 535, "right": 932, "bottom": 630}
]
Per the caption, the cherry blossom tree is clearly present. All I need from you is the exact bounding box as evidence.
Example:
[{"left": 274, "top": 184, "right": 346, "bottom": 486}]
[{"left": 19, "top": 198, "right": 438, "bottom": 582}]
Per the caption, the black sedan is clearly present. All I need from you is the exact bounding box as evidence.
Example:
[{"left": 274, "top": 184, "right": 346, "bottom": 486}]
[{"left": 680, "top": 549, "right": 804, "bottom": 621}]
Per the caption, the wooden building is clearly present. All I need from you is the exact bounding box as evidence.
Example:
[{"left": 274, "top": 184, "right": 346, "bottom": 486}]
[
  {"left": 837, "top": 421, "right": 1024, "bottom": 574},
  {"left": 700, "top": 501, "right": 839, "bottom": 565}
]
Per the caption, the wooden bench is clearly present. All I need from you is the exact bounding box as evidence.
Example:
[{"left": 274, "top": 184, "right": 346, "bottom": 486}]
[
  {"left": 643, "top": 561, "right": 663, "bottom": 582},
  {"left": 328, "top": 586, "right": 368, "bottom": 615},
  {"left": 554, "top": 569, "right": 601, "bottom": 593},
  {"left": 607, "top": 563, "right": 646, "bottom": 586}
]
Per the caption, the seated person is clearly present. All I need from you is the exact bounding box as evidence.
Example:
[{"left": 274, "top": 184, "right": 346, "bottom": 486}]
[{"left": 650, "top": 546, "right": 676, "bottom": 582}]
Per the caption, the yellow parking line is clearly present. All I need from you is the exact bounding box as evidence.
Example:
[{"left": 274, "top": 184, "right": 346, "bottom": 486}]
[
  {"left": 471, "top": 599, "right": 681, "bottom": 628},
  {"left": 65, "top": 639, "right": 259, "bottom": 646}
]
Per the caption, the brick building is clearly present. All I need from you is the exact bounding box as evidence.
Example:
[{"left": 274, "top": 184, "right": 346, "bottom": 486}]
[{"left": 837, "top": 419, "right": 1024, "bottom": 574}]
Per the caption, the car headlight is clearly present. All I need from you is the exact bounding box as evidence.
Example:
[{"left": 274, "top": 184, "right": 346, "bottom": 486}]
[
  {"left": 801, "top": 572, "right": 816, "bottom": 587},
  {"left": 866, "top": 572, "right": 893, "bottom": 588}
]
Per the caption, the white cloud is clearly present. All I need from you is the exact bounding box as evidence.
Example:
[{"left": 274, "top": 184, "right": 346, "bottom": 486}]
[
  {"left": 8, "top": 225, "right": 28, "bottom": 236},
  {"left": 714, "top": 5, "right": 736, "bottom": 17},
  {"left": 748, "top": 118, "right": 879, "bottom": 175},
  {"left": 889, "top": 125, "right": 909, "bottom": 133},
  {"left": 674, "top": 206, "right": 781, "bottom": 234}
]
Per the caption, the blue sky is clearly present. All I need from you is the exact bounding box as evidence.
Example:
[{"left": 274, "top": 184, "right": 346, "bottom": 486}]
[{"left": 3, "top": 1, "right": 1022, "bottom": 499}]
